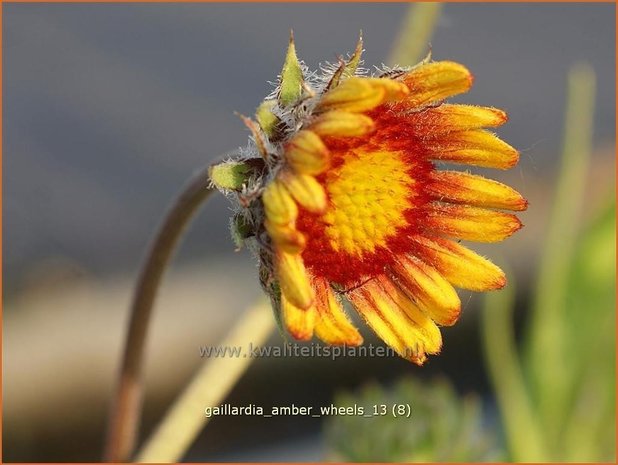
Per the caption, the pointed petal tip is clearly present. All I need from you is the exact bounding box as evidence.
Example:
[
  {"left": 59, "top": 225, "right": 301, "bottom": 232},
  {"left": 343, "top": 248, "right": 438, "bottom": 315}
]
[
  {"left": 469, "top": 71, "right": 476, "bottom": 86},
  {"left": 282, "top": 289, "right": 316, "bottom": 341},
  {"left": 511, "top": 216, "right": 524, "bottom": 233},
  {"left": 494, "top": 275, "right": 507, "bottom": 290},
  {"left": 288, "top": 328, "right": 313, "bottom": 341},
  {"left": 407, "top": 342, "right": 442, "bottom": 366},
  {"left": 500, "top": 144, "right": 520, "bottom": 170},
  {"left": 516, "top": 197, "right": 529, "bottom": 211},
  {"left": 436, "top": 300, "right": 462, "bottom": 327},
  {"left": 493, "top": 108, "right": 509, "bottom": 125},
  {"left": 443, "top": 313, "right": 461, "bottom": 327},
  {"left": 483, "top": 265, "right": 507, "bottom": 290},
  {"left": 347, "top": 334, "right": 364, "bottom": 347}
]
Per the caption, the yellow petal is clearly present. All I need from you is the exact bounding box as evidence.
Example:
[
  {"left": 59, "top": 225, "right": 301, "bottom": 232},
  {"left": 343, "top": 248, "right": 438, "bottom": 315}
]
[
  {"left": 397, "top": 61, "right": 473, "bottom": 109},
  {"left": 373, "top": 276, "right": 443, "bottom": 352},
  {"left": 311, "top": 110, "right": 375, "bottom": 137},
  {"left": 427, "top": 171, "right": 528, "bottom": 211},
  {"left": 317, "top": 77, "right": 386, "bottom": 113},
  {"left": 410, "top": 104, "right": 508, "bottom": 133},
  {"left": 363, "top": 77, "right": 410, "bottom": 101},
  {"left": 426, "top": 204, "right": 522, "bottom": 243},
  {"left": 279, "top": 171, "right": 327, "bottom": 213},
  {"left": 282, "top": 293, "right": 316, "bottom": 341},
  {"left": 425, "top": 129, "right": 519, "bottom": 170},
  {"left": 314, "top": 279, "right": 363, "bottom": 346},
  {"left": 411, "top": 235, "right": 506, "bottom": 291},
  {"left": 285, "top": 130, "right": 330, "bottom": 175},
  {"left": 276, "top": 251, "right": 314, "bottom": 310},
  {"left": 390, "top": 255, "right": 461, "bottom": 326},
  {"left": 262, "top": 179, "right": 298, "bottom": 225},
  {"left": 348, "top": 278, "right": 442, "bottom": 365},
  {"left": 264, "top": 219, "right": 306, "bottom": 254}
]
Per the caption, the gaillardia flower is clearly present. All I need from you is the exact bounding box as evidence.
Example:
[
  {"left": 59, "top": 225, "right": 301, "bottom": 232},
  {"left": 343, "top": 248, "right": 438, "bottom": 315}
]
[{"left": 210, "top": 35, "right": 527, "bottom": 364}]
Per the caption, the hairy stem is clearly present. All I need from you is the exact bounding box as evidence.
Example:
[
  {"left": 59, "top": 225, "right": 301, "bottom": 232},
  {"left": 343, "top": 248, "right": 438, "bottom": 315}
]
[{"left": 104, "top": 166, "right": 214, "bottom": 462}]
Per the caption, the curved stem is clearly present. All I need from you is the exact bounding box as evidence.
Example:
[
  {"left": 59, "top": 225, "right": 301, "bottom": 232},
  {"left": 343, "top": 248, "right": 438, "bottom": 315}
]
[{"left": 104, "top": 166, "right": 215, "bottom": 462}]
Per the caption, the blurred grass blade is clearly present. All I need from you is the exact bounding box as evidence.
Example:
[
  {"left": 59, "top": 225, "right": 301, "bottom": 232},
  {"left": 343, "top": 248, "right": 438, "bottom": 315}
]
[
  {"left": 136, "top": 300, "right": 274, "bottom": 462},
  {"left": 481, "top": 280, "right": 549, "bottom": 462},
  {"left": 524, "top": 63, "right": 596, "bottom": 445},
  {"left": 388, "top": 3, "right": 443, "bottom": 67}
]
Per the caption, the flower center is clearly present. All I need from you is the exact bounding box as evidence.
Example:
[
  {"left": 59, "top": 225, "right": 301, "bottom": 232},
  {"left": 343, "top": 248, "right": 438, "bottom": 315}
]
[
  {"left": 297, "top": 147, "right": 429, "bottom": 285},
  {"left": 323, "top": 150, "right": 413, "bottom": 255}
]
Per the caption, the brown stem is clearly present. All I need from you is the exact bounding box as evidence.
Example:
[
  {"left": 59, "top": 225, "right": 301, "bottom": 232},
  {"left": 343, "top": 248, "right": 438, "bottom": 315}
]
[{"left": 104, "top": 166, "right": 215, "bottom": 462}]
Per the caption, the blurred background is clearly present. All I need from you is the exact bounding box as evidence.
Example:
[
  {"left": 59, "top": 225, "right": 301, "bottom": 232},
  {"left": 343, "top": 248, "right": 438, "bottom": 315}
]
[{"left": 3, "top": 3, "right": 615, "bottom": 462}]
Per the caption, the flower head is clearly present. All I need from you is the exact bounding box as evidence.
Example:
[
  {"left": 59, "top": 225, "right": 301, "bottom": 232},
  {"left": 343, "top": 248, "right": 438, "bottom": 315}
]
[{"left": 211, "top": 35, "right": 527, "bottom": 364}]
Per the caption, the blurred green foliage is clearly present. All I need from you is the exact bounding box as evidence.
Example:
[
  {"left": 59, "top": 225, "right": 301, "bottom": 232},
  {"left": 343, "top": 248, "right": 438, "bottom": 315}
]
[
  {"left": 326, "top": 378, "right": 503, "bottom": 462},
  {"left": 481, "top": 198, "right": 615, "bottom": 463},
  {"left": 559, "top": 199, "right": 616, "bottom": 461},
  {"left": 481, "top": 64, "right": 615, "bottom": 462}
]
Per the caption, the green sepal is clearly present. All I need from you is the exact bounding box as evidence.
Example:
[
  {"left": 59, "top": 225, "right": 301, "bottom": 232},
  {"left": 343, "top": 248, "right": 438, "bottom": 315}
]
[
  {"left": 209, "top": 160, "right": 252, "bottom": 191},
  {"left": 325, "top": 33, "right": 364, "bottom": 91},
  {"left": 259, "top": 264, "right": 286, "bottom": 337},
  {"left": 255, "top": 100, "right": 279, "bottom": 140},
  {"left": 278, "top": 31, "right": 304, "bottom": 107},
  {"left": 342, "top": 32, "right": 364, "bottom": 79},
  {"left": 230, "top": 213, "right": 253, "bottom": 250},
  {"left": 268, "top": 281, "right": 287, "bottom": 338}
]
